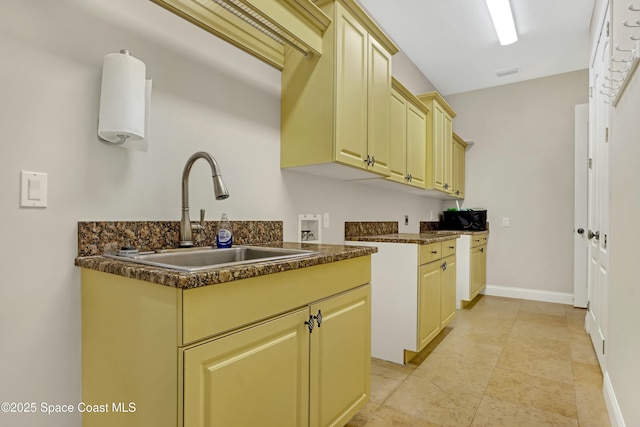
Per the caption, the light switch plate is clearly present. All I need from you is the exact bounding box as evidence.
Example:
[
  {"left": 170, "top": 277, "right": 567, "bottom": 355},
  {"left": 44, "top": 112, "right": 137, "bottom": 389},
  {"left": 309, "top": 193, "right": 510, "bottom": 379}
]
[{"left": 21, "top": 171, "right": 47, "bottom": 208}]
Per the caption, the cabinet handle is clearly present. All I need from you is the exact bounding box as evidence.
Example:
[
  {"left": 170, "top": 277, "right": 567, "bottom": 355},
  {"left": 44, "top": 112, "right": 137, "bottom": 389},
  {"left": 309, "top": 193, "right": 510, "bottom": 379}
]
[
  {"left": 371, "top": 156, "right": 375, "bottom": 166},
  {"left": 441, "top": 261, "right": 447, "bottom": 271},
  {"left": 456, "top": 190, "right": 460, "bottom": 195},
  {"left": 449, "top": 245, "right": 455, "bottom": 249},
  {"left": 304, "top": 315, "right": 315, "bottom": 333},
  {"left": 431, "top": 250, "right": 438, "bottom": 254},
  {"left": 364, "top": 155, "right": 370, "bottom": 166},
  {"left": 314, "top": 310, "right": 323, "bottom": 328},
  {"left": 480, "top": 248, "right": 484, "bottom": 253}
]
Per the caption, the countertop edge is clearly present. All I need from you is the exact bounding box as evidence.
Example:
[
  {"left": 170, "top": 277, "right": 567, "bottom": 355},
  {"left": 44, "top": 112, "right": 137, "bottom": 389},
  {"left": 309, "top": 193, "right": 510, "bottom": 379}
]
[{"left": 75, "top": 243, "right": 377, "bottom": 289}]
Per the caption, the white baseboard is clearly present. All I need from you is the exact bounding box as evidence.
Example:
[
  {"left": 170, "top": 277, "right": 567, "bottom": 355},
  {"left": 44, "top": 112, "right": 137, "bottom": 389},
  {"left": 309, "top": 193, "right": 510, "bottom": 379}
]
[
  {"left": 482, "top": 285, "right": 574, "bottom": 305},
  {"left": 603, "top": 371, "right": 626, "bottom": 427}
]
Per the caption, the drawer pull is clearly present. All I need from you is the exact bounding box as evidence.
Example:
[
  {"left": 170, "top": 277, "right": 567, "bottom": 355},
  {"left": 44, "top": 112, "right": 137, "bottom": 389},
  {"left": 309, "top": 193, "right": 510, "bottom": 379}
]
[
  {"left": 431, "top": 250, "right": 438, "bottom": 254},
  {"left": 480, "top": 248, "right": 485, "bottom": 253},
  {"left": 449, "top": 246, "right": 455, "bottom": 249},
  {"left": 441, "top": 261, "right": 447, "bottom": 271}
]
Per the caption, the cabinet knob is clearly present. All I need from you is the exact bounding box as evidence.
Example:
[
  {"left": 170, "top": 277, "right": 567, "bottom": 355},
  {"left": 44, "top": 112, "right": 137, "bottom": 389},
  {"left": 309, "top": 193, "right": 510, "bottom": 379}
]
[
  {"left": 588, "top": 230, "right": 600, "bottom": 240},
  {"left": 431, "top": 250, "right": 438, "bottom": 254},
  {"left": 449, "top": 245, "right": 455, "bottom": 250},
  {"left": 314, "top": 310, "right": 322, "bottom": 328},
  {"left": 304, "top": 315, "right": 315, "bottom": 333},
  {"left": 480, "top": 247, "right": 485, "bottom": 253},
  {"left": 441, "top": 261, "right": 447, "bottom": 271}
]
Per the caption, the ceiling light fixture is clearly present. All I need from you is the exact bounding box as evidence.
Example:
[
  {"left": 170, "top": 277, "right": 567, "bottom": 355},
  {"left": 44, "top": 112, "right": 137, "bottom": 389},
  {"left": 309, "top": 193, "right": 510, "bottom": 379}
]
[{"left": 485, "top": 0, "right": 518, "bottom": 46}]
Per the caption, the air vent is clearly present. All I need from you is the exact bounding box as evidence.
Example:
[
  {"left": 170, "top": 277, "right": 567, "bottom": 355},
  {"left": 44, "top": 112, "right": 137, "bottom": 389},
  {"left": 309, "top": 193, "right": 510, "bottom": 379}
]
[{"left": 496, "top": 66, "right": 520, "bottom": 77}]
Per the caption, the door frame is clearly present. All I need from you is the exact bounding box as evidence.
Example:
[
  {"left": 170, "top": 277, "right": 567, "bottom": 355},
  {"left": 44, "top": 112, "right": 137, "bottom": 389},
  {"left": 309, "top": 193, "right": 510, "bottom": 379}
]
[{"left": 573, "top": 103, "right": 589, "bottom": 308}]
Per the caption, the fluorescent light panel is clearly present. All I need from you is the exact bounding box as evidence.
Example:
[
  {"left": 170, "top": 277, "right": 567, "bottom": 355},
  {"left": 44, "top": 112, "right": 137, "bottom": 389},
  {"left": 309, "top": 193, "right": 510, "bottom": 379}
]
[{"left": 485, "top": 0, "right": 518, "bottom": 46}]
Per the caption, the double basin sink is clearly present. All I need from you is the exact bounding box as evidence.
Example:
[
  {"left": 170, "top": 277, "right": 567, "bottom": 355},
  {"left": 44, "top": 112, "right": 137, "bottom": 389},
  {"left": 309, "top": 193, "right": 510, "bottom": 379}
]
[{"left": 107, "top": 246, "right": 318, "bottom": 272}]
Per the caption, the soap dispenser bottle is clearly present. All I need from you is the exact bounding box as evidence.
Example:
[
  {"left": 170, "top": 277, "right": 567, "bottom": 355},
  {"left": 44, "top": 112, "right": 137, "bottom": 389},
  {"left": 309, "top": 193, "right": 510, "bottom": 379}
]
[{"left": 216, "top": 213, "right": 233, "bottom": 248}]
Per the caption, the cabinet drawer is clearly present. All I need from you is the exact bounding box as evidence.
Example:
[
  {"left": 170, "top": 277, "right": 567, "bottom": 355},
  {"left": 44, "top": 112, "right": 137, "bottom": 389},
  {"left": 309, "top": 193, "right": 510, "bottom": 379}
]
[
  {"left": 470, "top": 233, "right": 488, "bottom": 248},
  {"left": 181, "top": 256, "right": 371, "bottom": 345},
  {"left": 419, "top": 242, "right": 442, "bottom": 265},
  {"left": 442, "top": 239, "right": 457, "bottom": 257}
]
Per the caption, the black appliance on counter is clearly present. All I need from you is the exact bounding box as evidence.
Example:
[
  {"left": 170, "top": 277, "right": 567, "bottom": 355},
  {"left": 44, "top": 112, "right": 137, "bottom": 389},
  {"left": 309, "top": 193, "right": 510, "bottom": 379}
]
[{"left": 442, "top": 209, "right": 487, "bottom": 231}]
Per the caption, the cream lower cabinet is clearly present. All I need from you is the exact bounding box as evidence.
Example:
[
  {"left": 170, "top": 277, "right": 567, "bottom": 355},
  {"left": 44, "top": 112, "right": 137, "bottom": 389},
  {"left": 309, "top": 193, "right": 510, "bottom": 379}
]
[
  {"left": 348, "top": 239, "right": 456, "bottom": 364},
  {"left": 81, "top": 256, "right": 371, "bottom": 427},
  {"left": 455, "top": 233, "right": 489, "bottom": 308},
  {"left": 281, "top": 0, "right": 398, "bottom": 180}
]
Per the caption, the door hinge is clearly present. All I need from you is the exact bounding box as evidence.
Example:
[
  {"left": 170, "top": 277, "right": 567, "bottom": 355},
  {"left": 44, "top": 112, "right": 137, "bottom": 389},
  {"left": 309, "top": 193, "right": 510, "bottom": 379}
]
[
  {"left": 603, "top": 340, "right": 606, "bottom": 354},
  {"left": 607, "top": 22, "right": 610, "bottom": 37},
  {"left": 588, "top": 158, "right": 593, "bottom": 169},
  {"left": 605, "top": 127, "right": 609, "bottom": 143},
  {"left": 604, "top": 234, "right": 608, "bottom": 248},
  {"left": 587, "top": 301, "right": 590, "bottom": 311},
  {"left": 590, "top": 86, "right": 593, "bottom": 98}
]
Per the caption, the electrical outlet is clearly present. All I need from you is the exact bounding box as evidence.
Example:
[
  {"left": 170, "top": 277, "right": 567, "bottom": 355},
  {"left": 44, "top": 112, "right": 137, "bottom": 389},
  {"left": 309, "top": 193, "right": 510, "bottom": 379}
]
[
  {"left": 404, "top": 215, "right": 409, "bottom": 226},
  {"left": 503, "top": 217, "right": 510, "bottom": 227}
]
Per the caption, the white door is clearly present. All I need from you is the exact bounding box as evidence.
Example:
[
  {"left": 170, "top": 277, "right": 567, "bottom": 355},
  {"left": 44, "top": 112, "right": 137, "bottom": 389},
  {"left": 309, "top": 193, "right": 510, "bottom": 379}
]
[
  {"left": 586, "top": 7, "right": 610, "bottom": 370},
  {"left": 573, "top": 104, "right": 588, "bottom": 308}
]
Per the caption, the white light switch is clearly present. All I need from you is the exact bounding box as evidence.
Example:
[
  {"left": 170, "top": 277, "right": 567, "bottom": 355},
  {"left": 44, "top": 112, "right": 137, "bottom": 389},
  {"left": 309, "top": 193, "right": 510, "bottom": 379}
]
[
  {"left": 21, "top": 171, "right": 47, "bottom": 208},
  {"left": 502, "top": 217, "right": 510, "bottom": 227},
  {"left": 323, "top": 212, "right": 330, "bottom": 228}
]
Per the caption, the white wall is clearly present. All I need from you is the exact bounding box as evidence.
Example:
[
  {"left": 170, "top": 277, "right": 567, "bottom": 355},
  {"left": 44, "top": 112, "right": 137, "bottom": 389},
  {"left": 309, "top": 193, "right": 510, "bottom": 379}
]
[
  {"left": 444, "top": 70, "right": 589, "bottom": 298},
  {"left": 0, "top": 1, "right": 441, "bottom": 426}
]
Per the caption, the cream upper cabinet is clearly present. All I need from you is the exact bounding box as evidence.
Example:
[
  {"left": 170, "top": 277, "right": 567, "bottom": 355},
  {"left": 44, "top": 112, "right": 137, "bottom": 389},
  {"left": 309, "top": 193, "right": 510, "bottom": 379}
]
[
  {"left": 387, "top": 78, "right": 428, "bottom": 188},
  {"left": 417, "top": 91, "right": 457, "bottom": 194},
  {"left": 281, "top": 0, "right": 398, "bottom": 180},
  {"left": 452, "top": 132, "right": 468, "bottom": 199}
]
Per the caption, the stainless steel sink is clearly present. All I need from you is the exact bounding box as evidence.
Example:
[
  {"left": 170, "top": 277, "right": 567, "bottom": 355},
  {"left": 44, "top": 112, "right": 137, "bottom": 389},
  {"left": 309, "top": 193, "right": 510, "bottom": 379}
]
[{"left": 106, "top": 246, "right": 318, "bottom": 272}]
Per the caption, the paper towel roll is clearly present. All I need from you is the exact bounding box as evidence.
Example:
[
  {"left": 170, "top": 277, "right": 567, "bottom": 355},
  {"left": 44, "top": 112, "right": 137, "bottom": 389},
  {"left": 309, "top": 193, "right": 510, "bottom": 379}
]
[{"left": 98, "top": 52, "right": 146, "bottom": 143}]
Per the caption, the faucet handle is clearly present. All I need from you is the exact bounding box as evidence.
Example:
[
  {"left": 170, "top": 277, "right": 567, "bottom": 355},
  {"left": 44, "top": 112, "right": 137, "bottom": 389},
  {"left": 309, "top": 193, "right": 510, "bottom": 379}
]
[{"left": 191, "top": 209, "right": 206, "bottom": 233}]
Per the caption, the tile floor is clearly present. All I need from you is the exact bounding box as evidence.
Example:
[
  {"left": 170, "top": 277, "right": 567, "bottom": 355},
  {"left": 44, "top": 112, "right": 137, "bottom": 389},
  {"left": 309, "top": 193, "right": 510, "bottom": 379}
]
[{"left": 346, "top": 295, "right": 611, "bottom": 427}]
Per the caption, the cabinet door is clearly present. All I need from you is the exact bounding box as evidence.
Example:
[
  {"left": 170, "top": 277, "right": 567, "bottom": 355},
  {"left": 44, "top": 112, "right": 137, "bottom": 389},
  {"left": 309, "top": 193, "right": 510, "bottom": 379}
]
[
  {"left": 310, "top": 285, "right": 371, "bottom": 427},
  {"left": 432, "top": 104, "right": 445, "bottom": 191},
  {"left": 443, "top": 113, "right": 454, "bottom": 193},
  {"left": 388, "top": 87, "right": 407, "bottom": 183},
  {"left": 470, "top": 246, "right": 483, "bottom": 300},
  {"left": 479, "top": 244, "right": 487, "bottom": 290},
  {"left": 417, "top": 262, "right": 441, "bottom": 351},
  {"left": 406, "top": 101, "right": 427, "bottom": 188},
  {"left": 367, "top": 35, "right": 392, "bottom": 176},
  {"left": 335, "top": 5, "right": 368, "bottom": 170},
  {"left": 440, "top": 255, "right": 456, "bottom": 327},
  {"left": 183, "top": 309, "right": 309, "bottom": 427},
  {"left": 453, "top": 138, "right": 466, "bottom": 198}
]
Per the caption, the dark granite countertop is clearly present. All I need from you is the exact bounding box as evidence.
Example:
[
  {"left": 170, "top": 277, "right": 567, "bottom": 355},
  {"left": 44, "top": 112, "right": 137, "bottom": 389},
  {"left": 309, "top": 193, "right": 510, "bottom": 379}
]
[
  {"left": 75, "top": 242, "right": 377, "bottom": 289},
  {"left": 346, "top": 231, "right": 461, "bottom": 245}
]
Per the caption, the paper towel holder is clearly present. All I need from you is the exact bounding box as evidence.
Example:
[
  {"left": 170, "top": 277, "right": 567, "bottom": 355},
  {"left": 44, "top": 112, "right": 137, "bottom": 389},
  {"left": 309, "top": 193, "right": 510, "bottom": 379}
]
[{"left": 98, "top": 49, "right": 147, "bottom": 146}]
